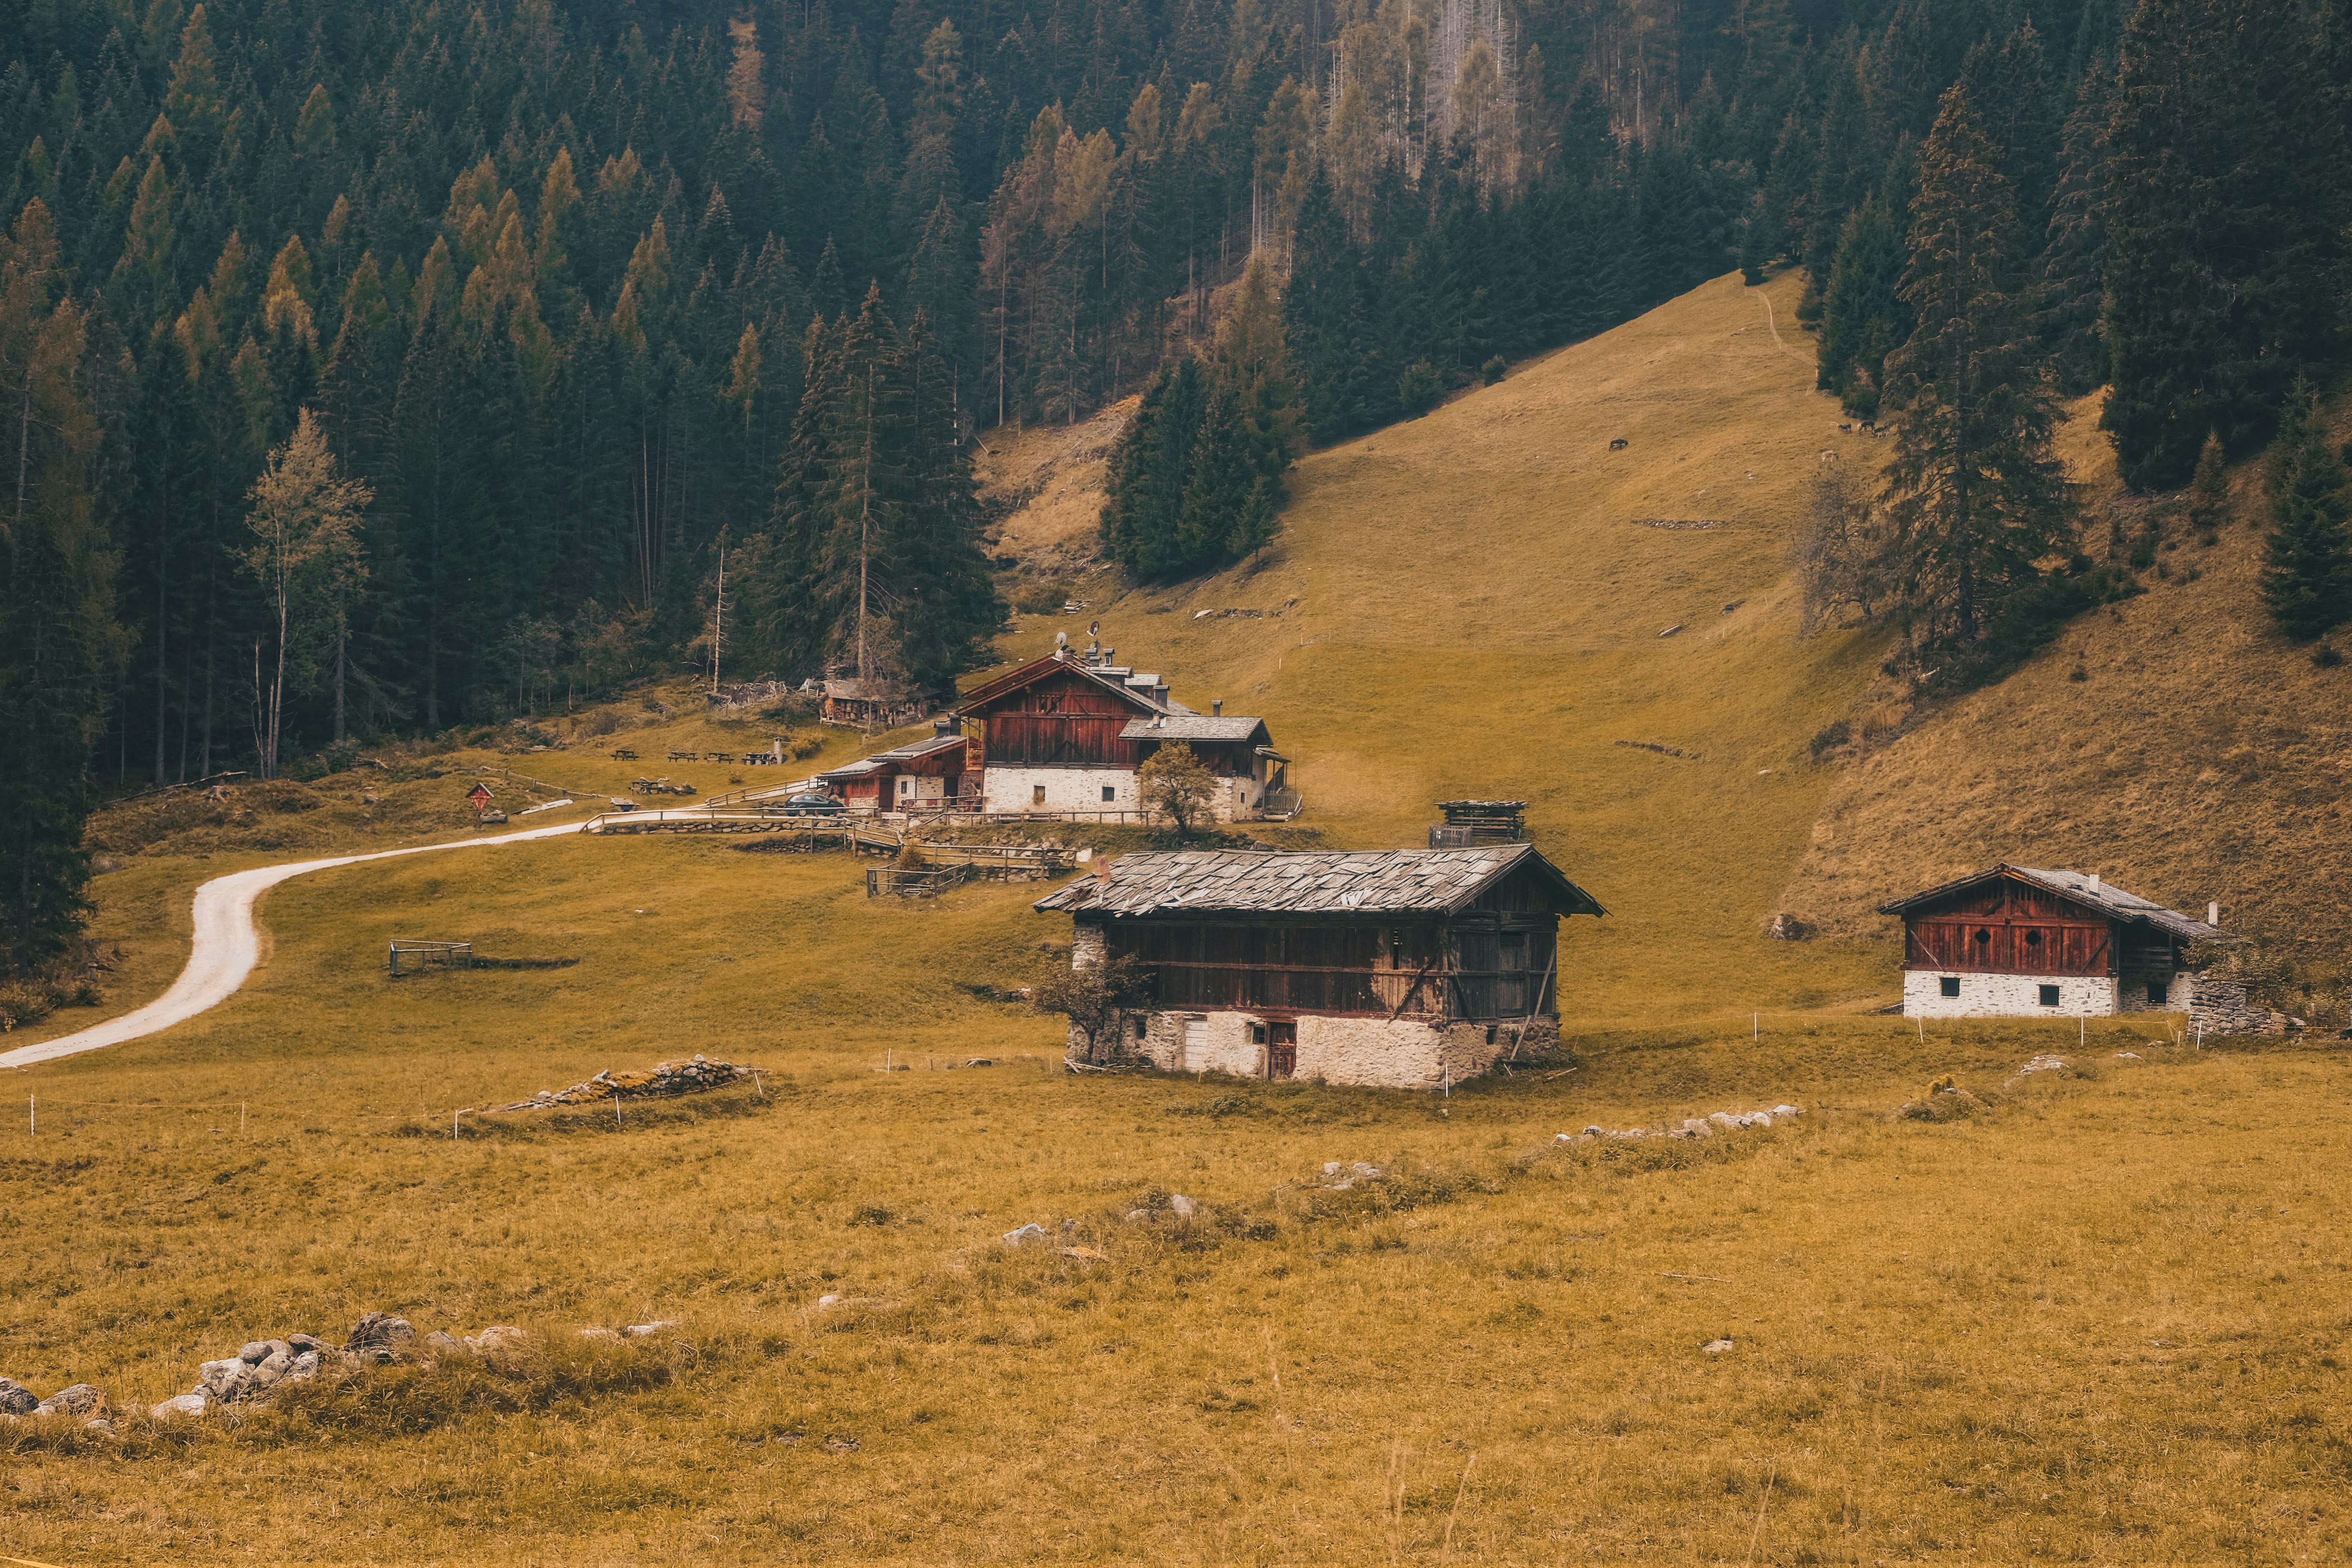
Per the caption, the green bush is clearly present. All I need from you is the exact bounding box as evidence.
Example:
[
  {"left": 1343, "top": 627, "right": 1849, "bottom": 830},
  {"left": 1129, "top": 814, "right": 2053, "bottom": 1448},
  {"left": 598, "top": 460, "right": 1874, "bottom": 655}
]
[{"left": 1396, "top": 360, "right": 1445, "bottom": 417}]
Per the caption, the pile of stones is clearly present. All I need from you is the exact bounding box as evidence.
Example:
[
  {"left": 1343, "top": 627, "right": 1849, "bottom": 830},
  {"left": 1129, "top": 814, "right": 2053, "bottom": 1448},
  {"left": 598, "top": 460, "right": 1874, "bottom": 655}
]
[
  {"left": 0, "top": 1376, "right": 111, "bottom": 1434},
  {"left": 8, "top": 1308, "right": 687, "bottom": 1429},
  {"left": 1556, "top": 1105, "right": 1802, "bottom": 1143},
  {"left": 487, "top": 1054, "right": 760, "bottom": 1113}
]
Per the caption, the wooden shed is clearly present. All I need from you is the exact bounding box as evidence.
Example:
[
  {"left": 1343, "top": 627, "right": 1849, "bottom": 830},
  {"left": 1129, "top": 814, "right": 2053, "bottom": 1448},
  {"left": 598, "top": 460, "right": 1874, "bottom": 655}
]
[
  {"left": 1878, "top": 865, "right": 2224, "bottom": 1019},
  {"left": 815, "top": 731, "right": 972, "bottom": 814},
  {"left": 1035, "top": 845, "right": 1605, "bottom": 1089}
]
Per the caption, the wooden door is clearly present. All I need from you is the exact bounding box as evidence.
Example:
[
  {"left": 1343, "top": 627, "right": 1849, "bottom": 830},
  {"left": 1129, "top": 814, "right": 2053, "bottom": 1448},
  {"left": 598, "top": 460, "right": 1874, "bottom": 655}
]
[{"left": 1266, "top": 1020, "right": 1297, "bottom": 1080}]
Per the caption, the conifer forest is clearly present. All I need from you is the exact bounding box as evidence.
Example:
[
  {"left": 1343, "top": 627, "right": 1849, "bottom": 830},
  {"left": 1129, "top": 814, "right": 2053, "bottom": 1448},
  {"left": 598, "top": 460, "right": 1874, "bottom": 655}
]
[{"left": 4, "top": 0, "right": 2352, "bottom": 970}]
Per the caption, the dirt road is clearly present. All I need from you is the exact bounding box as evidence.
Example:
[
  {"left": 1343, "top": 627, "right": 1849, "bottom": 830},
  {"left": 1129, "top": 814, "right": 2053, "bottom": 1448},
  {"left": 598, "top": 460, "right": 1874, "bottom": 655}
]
[{"left": 0, "top": 822, "right": 584, "bottom": 1071}]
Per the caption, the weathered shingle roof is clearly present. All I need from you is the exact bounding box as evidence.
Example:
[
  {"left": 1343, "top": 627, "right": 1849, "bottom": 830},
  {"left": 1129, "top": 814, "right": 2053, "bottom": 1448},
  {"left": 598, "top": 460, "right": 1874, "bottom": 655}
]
[
  {"left": 1035, "top": 844, "right": 1605, "bottom": 919},
  {"left": 1878, "top": 864, "right": 2220, "bottom": 942},
  {"left": 1118, "top": 714, "right": 1269, "bottom": 742},
  {"left": 956, "top": 651, "right": 1192, "bottom": 717}
]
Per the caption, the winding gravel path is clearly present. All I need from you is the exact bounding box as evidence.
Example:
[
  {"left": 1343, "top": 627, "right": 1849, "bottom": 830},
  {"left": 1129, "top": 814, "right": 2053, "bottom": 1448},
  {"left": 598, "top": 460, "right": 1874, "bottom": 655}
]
[{"left": 0, "top": 821, "right": 584, "bottom": 1071}]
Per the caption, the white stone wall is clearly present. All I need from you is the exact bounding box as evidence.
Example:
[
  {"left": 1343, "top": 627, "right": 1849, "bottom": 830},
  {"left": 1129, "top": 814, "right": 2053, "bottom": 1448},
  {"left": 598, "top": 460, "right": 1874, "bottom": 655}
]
[
  {"left": 983, "top": 765, "right": 1138, "bottom": 815},
  {"left": 982, "top": 763, "right": 1263, "bottom": 820},
  {"left": 1071, "top": 924, "right": 1105, "bottom": 970},
  {"left": 1084, "top": 1008, "right": 1560, "bottom": 1089},
  {"left": 1903, "top": 969, "right": 2118, "bottom": 1018},
  {"left": 2115, "top": 970, "right": 2194, "bottom": 1013}
]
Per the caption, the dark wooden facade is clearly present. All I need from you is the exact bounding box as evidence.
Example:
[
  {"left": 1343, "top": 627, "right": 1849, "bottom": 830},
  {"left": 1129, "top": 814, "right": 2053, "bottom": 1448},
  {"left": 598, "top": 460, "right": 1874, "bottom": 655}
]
[
  {"left": 1101, "top": 870, "right": 1566, "bottom": 1021},
  {"left": 959, "top": 660, "right": 1154, "bottom": 770},
  {"left": 1895, "top": 877, "right": 2190, "bottom": 976}
]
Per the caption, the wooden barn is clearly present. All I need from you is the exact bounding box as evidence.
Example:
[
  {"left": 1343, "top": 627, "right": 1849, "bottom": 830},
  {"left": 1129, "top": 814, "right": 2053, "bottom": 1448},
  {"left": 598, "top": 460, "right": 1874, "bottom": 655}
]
[
  {"left": 818, "top": 675, "right": 939, "bottom": 730},
  {"left": 1034, "top": 845, "right": 1605, "bottom": 1089},
  {"left": 956, "top": 647, "right": 1284, "bottom": 820},
  {"left": 814, "top": 729, "right": 973, "bottom": 814},
  {"left": 1879, "top": 865, "right": 2225, "bottom": 1019}
]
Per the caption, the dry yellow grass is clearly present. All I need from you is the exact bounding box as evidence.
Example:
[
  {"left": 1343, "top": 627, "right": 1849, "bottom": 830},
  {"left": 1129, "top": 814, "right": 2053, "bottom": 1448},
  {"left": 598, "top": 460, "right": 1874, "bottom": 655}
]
[{"left": 11, "top": 274, "right": 2351, "bottom": 1564}]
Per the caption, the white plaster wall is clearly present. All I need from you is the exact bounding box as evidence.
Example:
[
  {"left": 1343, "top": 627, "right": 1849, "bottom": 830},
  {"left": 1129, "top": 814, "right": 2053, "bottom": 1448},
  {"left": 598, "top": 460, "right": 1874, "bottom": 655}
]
[
  {"left": 1294, "top": 1016, "right": 1447, "bottom": 1089},
  {"left": 1903, "top": 970, "right": 2118, "bottom": 1018},
  {"left": 983, "top": 765, "right": 1136, "bottom": 814},
  {"left": 1071, "top": 924, "right": 1105, "bottom": 969}
]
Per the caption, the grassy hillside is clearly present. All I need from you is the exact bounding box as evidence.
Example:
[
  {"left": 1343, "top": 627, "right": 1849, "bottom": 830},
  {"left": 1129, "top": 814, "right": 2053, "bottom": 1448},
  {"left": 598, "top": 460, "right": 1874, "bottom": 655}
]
[
  {"left": 1782, "top": 392, "right": 2352, "bottom": 970},
  {"left": 986, "top": 270, "right": 1895, "bottom": 1018}
]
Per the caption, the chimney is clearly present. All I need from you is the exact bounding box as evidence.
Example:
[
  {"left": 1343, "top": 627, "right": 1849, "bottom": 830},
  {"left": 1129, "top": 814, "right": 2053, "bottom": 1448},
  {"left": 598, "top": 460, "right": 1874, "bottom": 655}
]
[
  {"left": 2208, "top": 901, "right": 2221, "bottom": 926},
  {"left": 2086, "top": 873, "right": 2101, "bottom": 894},
  {"left": 1212, "top": 698, "right": 1223, "bottom": 717}
]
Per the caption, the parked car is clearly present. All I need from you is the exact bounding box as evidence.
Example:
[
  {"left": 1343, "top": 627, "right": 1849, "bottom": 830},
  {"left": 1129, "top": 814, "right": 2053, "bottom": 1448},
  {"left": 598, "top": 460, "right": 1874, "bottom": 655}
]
[{"left": 776, "top": 792, "right": 845, "bottom": 817}]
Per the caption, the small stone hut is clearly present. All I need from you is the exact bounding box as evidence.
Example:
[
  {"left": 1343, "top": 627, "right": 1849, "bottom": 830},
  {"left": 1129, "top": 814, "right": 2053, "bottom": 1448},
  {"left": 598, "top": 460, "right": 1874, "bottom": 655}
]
[
  {"left": 1879, "top": 865, "right": 2230, "bottom": 1019},
  {"left": 1035, "top": 845, "right": 1605, "bottom": 1089}
]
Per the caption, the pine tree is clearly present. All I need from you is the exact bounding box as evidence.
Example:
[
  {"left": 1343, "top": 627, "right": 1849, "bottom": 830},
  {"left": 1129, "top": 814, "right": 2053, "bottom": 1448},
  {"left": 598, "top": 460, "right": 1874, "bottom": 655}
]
[
  {"left": 1879, "top": 82, "right": 2074, "bottom": 662},
  {"left": 0, "top": 200, "right": 118, "bottom": 974},
  {"left": 2036, "top": 57, "right": 2114, "bottom": 398},
  {"left": 2185, "top": 430, "right": 2229, "bottom": 539},
  {"left": 1101, "top": 353, "right": 1208, "bottom": 578},
  {"left": 1176, "top": 381, "right": 1253, "bottom": 566},
  {"left": 2104, "top": 0, "right": 2352, "bottom": 487},
  {"left": 1817, "top": 179, "right": 1909, "bottom": 420},
  {"left": 2260, "top": 393, "right": 2352, "bottom": 641}
]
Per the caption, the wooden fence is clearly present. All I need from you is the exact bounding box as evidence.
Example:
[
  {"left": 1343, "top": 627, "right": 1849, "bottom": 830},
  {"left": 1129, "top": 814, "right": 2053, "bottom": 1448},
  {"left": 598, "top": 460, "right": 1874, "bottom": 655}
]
[{"left": 388, "top": 940, "right": 473, "bottom": 978}]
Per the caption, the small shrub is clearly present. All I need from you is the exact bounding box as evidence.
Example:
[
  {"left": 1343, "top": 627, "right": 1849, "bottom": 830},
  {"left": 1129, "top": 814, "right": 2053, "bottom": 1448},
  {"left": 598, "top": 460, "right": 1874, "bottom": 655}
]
[
  {"left": 1481, "top": 355, "right": 1507, "bottom": 385},
  {"left": 1807, "top": 720, "right": 1851, "bottom": 760},
  {"left": 580, "top": 708, "right": 622, "bottom": 737},
  {"left": 0, "top": 982, "right": 54, "bottom": 1031},
  {"left": 2068, "top": 664, "right": 2088, "bottom": 682},
  {"left": 2315, "top": 645, "right": 2344, "bottom": 669}
]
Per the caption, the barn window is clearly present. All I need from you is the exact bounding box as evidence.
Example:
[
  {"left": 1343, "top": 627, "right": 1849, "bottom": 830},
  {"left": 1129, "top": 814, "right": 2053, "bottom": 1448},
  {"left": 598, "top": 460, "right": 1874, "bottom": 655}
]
[
  {"left": 1250, "top": 1023, "right": 1267, "bottom": 1045},
  {"left": 1133, "top": 1016, "right": 1149, "bottom": 1040},
  {"left": 2023, "top": 929, "right": 2044, "bottom": 949},
  {"left": 2039, "top": 984, "right": 2060, "bottom": 1006},
  {"left": 2146, "top": 981, "right": 2168, "bottom": 1005},
  {"left": 1972, "top": 928, "right": 1991, "bottom": 948},
  {"left": 1031, "top": 785, "right": 1046, "bottom": 806},
  {"left": 1939, "top": 976, "right": 1960, "bottom": 998},
  {"left": 1102, "top": 785, "right": 1116, "bottom": 802}
]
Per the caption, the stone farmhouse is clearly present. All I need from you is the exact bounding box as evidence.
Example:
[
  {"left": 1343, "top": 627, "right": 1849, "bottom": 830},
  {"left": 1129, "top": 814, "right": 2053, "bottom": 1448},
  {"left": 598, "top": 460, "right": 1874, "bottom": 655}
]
[
  {"left": 1880, "top": 865, "right": 2235, "bottom": 1020},
  {"left": 1034, "top": 845, "right": 1605, "bottom": 1090},
  {"left": 956, "top": 646, "right": 1289, "bottom": 821}
]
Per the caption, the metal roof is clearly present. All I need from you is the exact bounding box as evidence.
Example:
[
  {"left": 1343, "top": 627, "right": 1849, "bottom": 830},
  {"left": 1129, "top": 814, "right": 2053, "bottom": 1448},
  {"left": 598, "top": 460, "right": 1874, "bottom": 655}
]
[
  {"left": 956, "top": 651, "right": 1194, "bottom": 717},
  {"left": 1117, "top": 714, "right": 1269, "bottom": 743},
  {"left": 816, "top": 733, "right": 965, "bottom": 779},
  {"left": 1034, "top": 844, "right": 1605, "bottom": 919},
  {"left": 1877, "top": 864, "right": 2221, "bottom": 942}
]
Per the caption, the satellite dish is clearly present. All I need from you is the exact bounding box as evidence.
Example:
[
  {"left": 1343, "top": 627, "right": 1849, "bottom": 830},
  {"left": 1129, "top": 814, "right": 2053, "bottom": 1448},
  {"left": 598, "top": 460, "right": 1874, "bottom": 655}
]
[{"left": 1054, "top": 630, "right": 1068, "bottom": 648}]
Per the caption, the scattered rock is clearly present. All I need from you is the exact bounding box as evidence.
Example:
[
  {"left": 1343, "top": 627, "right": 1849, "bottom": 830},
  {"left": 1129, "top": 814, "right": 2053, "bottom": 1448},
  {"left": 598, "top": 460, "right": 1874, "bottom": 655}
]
[
  {"left": 1123, "top": 1209, "right": 1151, "bottom": 1224},
  {"left": 83, "top": 1417, "right": 116, "bottom": 1436},
  {"left": 35, "top": 1384, "right": 105, "bottom": 1419},
  {"left": 577, "top": 1327, "right": 622, "bottom": 1342},
  {"left": 0, "top": 1377, "right": 36, "bottom": 1416},
  {"left": 1168, "top": 1194, "right": 1198, "bottom": 1218},
  {"left": 1765, "top": 913, "right": 1811, "bottom": 941},
  {"left": 424, "top": 1330, "right": 471, "bottom": 1358},
  {"left": 2116, "top": 1051, "right": 2140, "bottom": 1060},
  {"left": 1003, "top": 1223, "right": 1050, "bottom": 1248},
  {"left": 625, "top": 1321, "right": 679, "bottom": 1337},
  {"left": 965, "top": 1058, "right": 993, "bottom": 1067},
  {"left": 1060, "top": 1246, "right": 1108, "bottom": 1262},
  {"left": 150, "top": 1392, "right": 208, "bottom": 1419},
  {"left": 822, "top": 1435, "right": 860, "bottom": 1454},
  {"left": 1559, "top": 1104, "right": 1799, "bottom": 1143},
  {"left": 346, "top": 1311, "right": 416, "bottom": 1352},
  {"left": 465, "top": 1325, "right": 529, "bottom": 1354},
  {"left": 1703, "top": 1338, "right": 1735, "bottom": 1355}
]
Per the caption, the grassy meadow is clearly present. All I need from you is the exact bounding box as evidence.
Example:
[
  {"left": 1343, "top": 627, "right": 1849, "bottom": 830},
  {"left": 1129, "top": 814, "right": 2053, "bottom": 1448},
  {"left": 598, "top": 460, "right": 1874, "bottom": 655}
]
[{"left": 7, "top": 271, "right": 2348, "bottom": 1562}]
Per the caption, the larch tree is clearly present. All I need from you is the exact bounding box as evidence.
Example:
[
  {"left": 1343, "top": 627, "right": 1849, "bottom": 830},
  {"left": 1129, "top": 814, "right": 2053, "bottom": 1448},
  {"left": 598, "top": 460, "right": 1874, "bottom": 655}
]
[
  {"left": 241, "top": 407, "right": 370, "bottom": 775},
  {"left": 1878, "top": 81, "right": 2075, "bottom": 665}
]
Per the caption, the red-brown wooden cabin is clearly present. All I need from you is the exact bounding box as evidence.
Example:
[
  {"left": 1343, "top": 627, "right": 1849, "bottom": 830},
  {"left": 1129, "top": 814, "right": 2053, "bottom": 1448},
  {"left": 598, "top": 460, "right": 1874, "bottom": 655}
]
[
  {"left": 1877, "top": 865, "right": 2222, "bottom": 1019},
  {"left": 814, "top": 731, "right": 971, "bottom": 814}
]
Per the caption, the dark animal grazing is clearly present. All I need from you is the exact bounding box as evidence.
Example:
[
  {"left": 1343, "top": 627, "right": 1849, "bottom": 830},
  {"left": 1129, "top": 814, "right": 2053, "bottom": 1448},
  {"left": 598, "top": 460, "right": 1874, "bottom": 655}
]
[
  {"left": 1860, "top": 420, "right": 1877, "bottom": 433},
  {"left": 1838, "top": 422, "right": 1852, "bottom": 431},
  {"left": 1608, "top": 437, "right": 1629, "bottom": 451}
]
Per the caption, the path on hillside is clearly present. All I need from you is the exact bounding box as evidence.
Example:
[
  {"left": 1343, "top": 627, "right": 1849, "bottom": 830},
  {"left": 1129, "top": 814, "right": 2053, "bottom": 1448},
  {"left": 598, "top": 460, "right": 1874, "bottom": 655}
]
[
  {"left": 0, "top": 822, "right": 585, "bottom": 1071},
  {"left": 1757, "top": 287, "right": 1812, "bottom": 366}
]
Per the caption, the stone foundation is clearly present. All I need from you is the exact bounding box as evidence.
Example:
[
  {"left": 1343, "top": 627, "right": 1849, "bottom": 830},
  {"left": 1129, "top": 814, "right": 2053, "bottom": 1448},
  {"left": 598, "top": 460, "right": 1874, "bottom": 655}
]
[{"left": 1068, "top": 1008, "right": 1560, "bottom": 1090}]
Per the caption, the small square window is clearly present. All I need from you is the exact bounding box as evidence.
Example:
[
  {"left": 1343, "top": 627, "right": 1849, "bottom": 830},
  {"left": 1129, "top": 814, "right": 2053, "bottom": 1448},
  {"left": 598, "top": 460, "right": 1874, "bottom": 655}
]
[
  {"left": 1250, "top": 1023, "right": 1267, "bottom": 1045},
  {"left": 2146, "top": 981, "right": 2168, "bottom": 1005},
  {"left": 1939, "top": 976, "right": 1961, "bottom": 998},
  {"left": 1133, "top": 1015, "right": 1149, "bottom": 1040},
  {"left": 1102, "top": 784, "right": 1117, "bottom": 802},
  {"left": 1031, "top": 784, "right": 1046, "bottom": 807},
  {"left": 2039, "top": 984, "right": 2061, "bottom": 1007}
]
